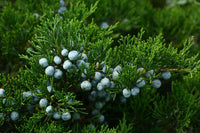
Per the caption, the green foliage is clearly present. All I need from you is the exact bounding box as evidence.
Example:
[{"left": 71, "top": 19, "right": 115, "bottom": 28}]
[
  {"left": 0, "top": 0, "right": 200, "bottom": 132},
  {"left": 0, "top": 0, "right": 60, "bottom": 74},
  {"left": 78, "top": 0, "right": 139, "bottom": 39},
  {"left": 106, "top": 31, "right": 199, "bottom": 74},
  {"left": 152, "top": 72, "right": 200, "bottom": 133},
  {"left": 80, "top": 115, "right": 132, "bottom": 133},
  {"left": 0, "top": 3, "right": 37, "bottom": 73}
]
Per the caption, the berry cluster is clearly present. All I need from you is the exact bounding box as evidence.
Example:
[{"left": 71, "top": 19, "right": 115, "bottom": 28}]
[
  {"left": 39, "top": 48, "right": 118, "bottom": 124},
  {"left": 33, "top": 13, "right": 40, "bottom": 19},
  {"left": 122, "top": 68, "right": 171, "bottom": 99},
  {"left": 0, "top": 88, "right": 20, "bottom": 121},
  {"left": 0, "top": 46, "right": 172, "bottom": 125},
  {"left": 58, "top": 0, "right": 67, "bottom": 15},
  {"left": 100, "top": 22, "right": 109, "bottom": 28},
  {"left": 38, "top": 49, "right": 88, "bottom": 121},
  {"left": 33, "top": 0, "right": 66, "bottom": 20}
]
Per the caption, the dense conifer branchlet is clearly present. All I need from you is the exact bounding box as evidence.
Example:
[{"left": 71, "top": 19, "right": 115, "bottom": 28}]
[{"left": 0, "top": 1, "right": 200, "bottom": 132}]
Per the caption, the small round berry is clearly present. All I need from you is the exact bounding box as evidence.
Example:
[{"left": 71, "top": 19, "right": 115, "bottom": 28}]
[
  {"left": 59, "top": 0, "right": 65, "bottom": 7},
  {"left": 32, "top": 95, "right": 39, "bottom": 103},
  {"left": 83, "top": 68, "right": 87, "bottom": 74},
  {"left": 110, "top": 68, "right": 114, "bottom": 73},
  {"left": 58, "top": 7, "right": 67, "bottom": 14},
  {"left": 81, "top": 69, "right": 87, "bottom": 78},
  {"left": 89, "top": 124, "right": 95, "bottom": 129},
  {"left": 47, "top": 85, "right": 54, "bottom": 93},
  {"left": 112, "top": 71, "right": 119, "bottom": 80},
  {"left": 36, "top": 88, "right": 41, "bottom": 94},
  {"left": 68, "top": 50, "right": 79, "bottom": 61},
  {"left": 89, "top": 91, "right": 97, "bottom": 101},
  {"left": 3, "top": 98, "right": 15, "bottom": 105},
  {"left": 81, "top": 81, "right": 92, "bottom": 91},
  {"left": 90, "top": 91, "right": 97, "bottom": 97},
  {"left": 81, "top": 73, "right": 87, "bottom": 78},
  {"left": 122, "top": 88, "right": 131, "bottom": 98},
  {"left": 122, "top": 18, "right": 129, "bottom": 22},
  {"left": 10, "top": 111, "right": 19, "bottom": 121},
  {"left": 96, "top": 62, "right": 100, "bottom": 68},
  {"left": 39, "top": 58, "right": 48, "bottom": 67},
  {"left": 136, "top": 77, "right": 145, "bottom": 88},
  {"left": 152, "top": 79, "right": 162, "bottom": 88},
  {"left": 47, "top": 113, "right": 53, "bottom": 116},
  {"left": 79, "top": 46, "right": 84, "bottom": 52},
  {"left": 39, "top": 99, "right": 48, "bottom": 108},
  {"left": 23, "top": 91, "right": 33, "bottom": 99},
  {"left": 105, "top": 93, "right": 111, "bottom": 102},
  {"left": 81, "top": 53, "right": 88, "bottom": 60},
  {"left": 94, "top": 72, "right": 102, "bottom": 81},
  {"left": 0, "top": 113, "right": 3, "bottom": 117},
  {"left": 95, "top": 102, "right": 104, "bottom": 109},
  {"left": 118, "top": 84, "right": 125, "bottom": 89},
  {"left": 92, "top": 109, "right": 99, "bottom": 115},
  {"left": 6, "top": 117, "right": 10, "bottom": 122},
  {"left": 62, "top": 112, "right": 71, "bottom": 121},
  {"left": 99, "top": 115, "right": 105, "bottom": 123},
  {"left": 0, "top": 88, "right": 5, "bottom": 97},
  {"left": 45, "top": 66, "right": 54, "bottom": 76},
  {"left": 162, "top": 71, "right": 171, "bottom": 80},
  {"left": 131, "top": 87, "right": 140, "bottom": 96},
  {"left": 97, "top": 82, "right": 104, "bottom": 91},
  {"left": 120, "top": 96, "right": 127, "bottom": 103},
  {"left": 73, "top": 112, "right": 80, "bottom": 120},
  {"left": 63, "top": 60, "right": 72, "bottom": 70},
  {"left": 102, "top": 65, "right": 109, "bottom": 73},
  {"left": 46, "top": 105, "right": 53, "bottom": 113},
  {"left": 54, "top": 56, "right": 62, "bottom": 65},
  {"left": 34, "top": 13, "right": 40, "bottom": 19},
  {"left": 66, "top": 96, "right": 73, "bottom": 102},
  {"left": 26, "top": 105, "right": 34, "bottom": 111},
  {"left": 2, "top": 98, "right": 6, "bottom": 104},
  {"left": 100, "top": 22, "right": 109, "bottom": 28},
  {"left": 0, "top": 113, "right": 4, "bottom": 117},
  {"left": 136, "top": 67, "right": 145, "bottom": 73},
  {"left": 110, "top": 81, "right": 115, "bottom": 89},
  {"left": 91, "top": 80, "right": 97, "bottom": 86},
  {"left": 76, "top": 60, "right": 86, "bottom": 68},
  {"left": 84, "top": 63, "right": 90, "bottom": 69},
  {"left": 146, "top": 70, "right": 155, "bottom": 78},
  {"left": 99, "top": 62, "right": 105, "bottom": 69},
  {"left": 53, "top": 112, "right": 61, "bottom": 120},
  {"left": 97, "top": 91, "right": 106, "bottom": 97},
  {"left": 88, "top": 95, "right": 96, "bottom": 102},
  {"left": 61, "top": 49, "right": 68, "bottom": 56},
  {"left": 67, "top": 66, "right": 76, "bottom": 72},
  {"left": 54, "top": 69, "right": 63, "bottom": 79},
  {"left": 100, "top": 78, "right": 110, "bottom": 88},
  {"left": 114, "top": 65, "right": 122, "bottom": 72}
]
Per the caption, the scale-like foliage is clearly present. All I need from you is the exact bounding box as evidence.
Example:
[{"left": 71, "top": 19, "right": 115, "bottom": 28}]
[{"left": 0, "top": 0, "right": 200, "bottom": 133}]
